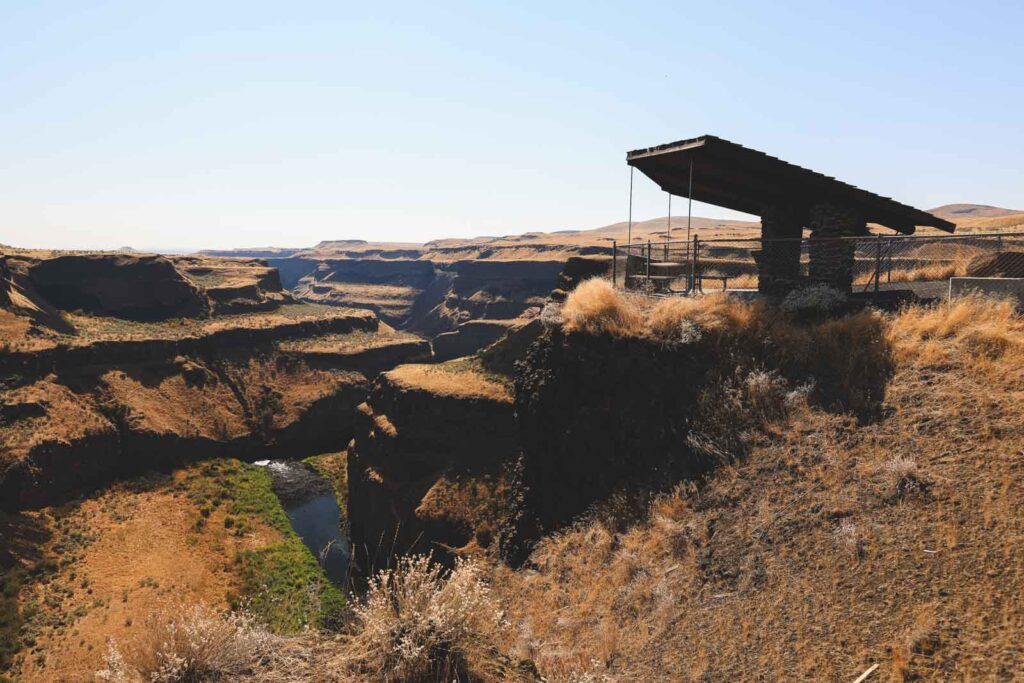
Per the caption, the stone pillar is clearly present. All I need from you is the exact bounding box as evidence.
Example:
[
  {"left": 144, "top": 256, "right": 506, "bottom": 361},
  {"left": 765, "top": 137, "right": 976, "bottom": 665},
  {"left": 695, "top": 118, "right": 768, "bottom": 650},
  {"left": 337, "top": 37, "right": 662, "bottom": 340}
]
[
  {"left": 757, "top": 204, "right": 804, "bottom": 297},
  {"left": 807, "top": 204, "right": 865, "bottom": 293}
]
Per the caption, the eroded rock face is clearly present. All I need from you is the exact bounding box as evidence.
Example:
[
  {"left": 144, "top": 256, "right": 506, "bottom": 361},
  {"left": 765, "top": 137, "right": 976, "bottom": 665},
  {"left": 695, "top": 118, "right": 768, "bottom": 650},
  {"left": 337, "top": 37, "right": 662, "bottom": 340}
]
[
  {"left": 514, "top": 327, "right": 712, "bottom": 534},
  {"left": 173, "top": 257, "right": 293, "bottom": 315},
  {"left": 347, "top": 320, "right": 717, "bottom": 572},
  {"left": 293, "top": 259, "right": 438, "bottom": 326},
  {"left": 0, "top": 258, "right": 12, "bottom": 307},
  {"left": 0, "top": 355, "right": 370, "bottom": 510},
  {"left": 0, "top": 303, "right": 432, "bottom": 511},
  {"left": 28, "top": 254, "right": 207, "bottom": 320},
  {"left": 347, "top": 364, "right": 520, "bottom": 572}
]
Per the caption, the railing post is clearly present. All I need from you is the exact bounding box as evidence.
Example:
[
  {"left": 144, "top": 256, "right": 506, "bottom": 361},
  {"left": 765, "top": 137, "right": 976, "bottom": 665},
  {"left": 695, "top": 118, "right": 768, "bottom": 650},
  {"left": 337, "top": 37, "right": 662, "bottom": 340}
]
[{"left": 611, "top": 240, "right": 617, "bottom": 288}]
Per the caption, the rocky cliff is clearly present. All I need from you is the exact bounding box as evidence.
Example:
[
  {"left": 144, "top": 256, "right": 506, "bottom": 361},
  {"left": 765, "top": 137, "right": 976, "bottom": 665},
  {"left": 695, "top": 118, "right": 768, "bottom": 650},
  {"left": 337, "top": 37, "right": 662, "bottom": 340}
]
[
  {"left": 347, "top": 360, "right": 520, "bottom": 570},
  {"left": 0, "top": 252, "right": 431, "bottom": 510},
  {"left": 256, "top": 253, "right": 608, "bottom": 357}
]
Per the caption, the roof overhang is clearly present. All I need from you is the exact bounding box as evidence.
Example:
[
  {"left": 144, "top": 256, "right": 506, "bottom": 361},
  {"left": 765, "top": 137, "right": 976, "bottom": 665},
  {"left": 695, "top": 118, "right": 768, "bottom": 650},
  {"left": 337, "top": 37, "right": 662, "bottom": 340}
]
[{"left": 626, "top": 135, "right": 955, "bottom": 234}]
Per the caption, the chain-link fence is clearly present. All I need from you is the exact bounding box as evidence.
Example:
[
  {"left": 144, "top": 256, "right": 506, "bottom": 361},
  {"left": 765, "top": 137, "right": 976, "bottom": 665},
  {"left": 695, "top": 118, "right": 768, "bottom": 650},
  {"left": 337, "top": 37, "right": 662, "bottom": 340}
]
[{"left": 612, "top": 232, "right": 1024, "bottom": 300}]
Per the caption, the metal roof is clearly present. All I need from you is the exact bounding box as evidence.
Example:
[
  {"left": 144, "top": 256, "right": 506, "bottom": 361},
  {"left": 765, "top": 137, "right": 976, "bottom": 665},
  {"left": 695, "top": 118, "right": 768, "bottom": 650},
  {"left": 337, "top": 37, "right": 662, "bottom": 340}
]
[{"left": 626, "top": 135, "right": 955, "bottom": 234}]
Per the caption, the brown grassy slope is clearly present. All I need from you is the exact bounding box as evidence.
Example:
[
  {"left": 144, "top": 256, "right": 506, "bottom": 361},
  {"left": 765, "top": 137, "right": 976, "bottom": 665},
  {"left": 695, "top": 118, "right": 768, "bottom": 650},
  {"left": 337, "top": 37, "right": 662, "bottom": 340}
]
[
  {"left": 9, "top": 472, "right": 281, "bottom": 683},
  {"left": 493, "top": 295, "right": 1024, "bottom": 681}
]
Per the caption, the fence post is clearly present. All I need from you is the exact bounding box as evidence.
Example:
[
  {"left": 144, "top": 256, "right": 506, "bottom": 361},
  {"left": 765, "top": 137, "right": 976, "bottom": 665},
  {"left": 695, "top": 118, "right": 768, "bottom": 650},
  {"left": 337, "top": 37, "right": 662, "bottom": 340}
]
[
  {"left": 692, "top": 234, "right": 700, "bottom": 293},
  {"left": 611, "top": 240, "right": 617, "bottom": 289},
  {"left": 646, "top": 240, "right": 652, "bottom": 286},
  {"left": 874, "top": 234, "right": 882, "bottom": 295}
]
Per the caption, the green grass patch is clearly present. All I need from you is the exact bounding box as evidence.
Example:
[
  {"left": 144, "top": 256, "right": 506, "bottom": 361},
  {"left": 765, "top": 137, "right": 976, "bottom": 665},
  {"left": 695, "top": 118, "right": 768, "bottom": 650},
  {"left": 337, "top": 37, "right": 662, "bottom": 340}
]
[
  {"left": 180, "top": 459, "right": 344, "bottom": 633},
  {"left": 0, "top": 566, "right": 28, "bottom": 672}
]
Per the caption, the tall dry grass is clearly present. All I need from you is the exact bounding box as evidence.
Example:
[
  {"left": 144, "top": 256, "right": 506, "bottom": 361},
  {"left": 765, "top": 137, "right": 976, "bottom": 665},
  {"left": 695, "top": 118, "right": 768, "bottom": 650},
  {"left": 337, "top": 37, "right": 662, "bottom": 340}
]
[
  {"left": 561, "top": 279, "right": 644, "bottom": 336},
  {"left": 887, "top": 293, "right": 1024, "bottom": 367},
  {"left": 96, "top": 605, "right": 285, "bottom": 683}
]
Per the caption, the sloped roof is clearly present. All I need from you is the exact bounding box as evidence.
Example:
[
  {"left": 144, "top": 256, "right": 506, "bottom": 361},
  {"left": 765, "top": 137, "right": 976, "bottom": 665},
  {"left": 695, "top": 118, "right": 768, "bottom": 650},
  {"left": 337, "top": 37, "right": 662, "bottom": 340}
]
[{"left": 626, "top": 135, "right": 954, "bottom": 234}]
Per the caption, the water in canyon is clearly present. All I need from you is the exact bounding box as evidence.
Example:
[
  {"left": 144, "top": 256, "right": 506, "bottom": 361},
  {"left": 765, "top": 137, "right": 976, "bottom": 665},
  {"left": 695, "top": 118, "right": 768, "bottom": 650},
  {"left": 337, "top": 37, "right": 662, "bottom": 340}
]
[{"left": 256, "top": 459, "right": 350, "bottom": 585}]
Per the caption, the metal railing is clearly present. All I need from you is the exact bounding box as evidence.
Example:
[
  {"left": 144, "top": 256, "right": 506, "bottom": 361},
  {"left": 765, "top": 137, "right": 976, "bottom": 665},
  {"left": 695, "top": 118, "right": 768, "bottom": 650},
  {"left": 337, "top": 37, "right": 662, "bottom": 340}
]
[{"left": 611, "top": 232, "right": 1024, "bottom": 300}]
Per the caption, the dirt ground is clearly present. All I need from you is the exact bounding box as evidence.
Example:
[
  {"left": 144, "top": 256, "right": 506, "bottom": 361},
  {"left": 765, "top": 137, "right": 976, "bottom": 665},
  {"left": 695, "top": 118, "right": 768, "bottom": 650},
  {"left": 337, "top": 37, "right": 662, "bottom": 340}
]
[{"left": 10, "top": 474, "right": 280, "bottom": 683}]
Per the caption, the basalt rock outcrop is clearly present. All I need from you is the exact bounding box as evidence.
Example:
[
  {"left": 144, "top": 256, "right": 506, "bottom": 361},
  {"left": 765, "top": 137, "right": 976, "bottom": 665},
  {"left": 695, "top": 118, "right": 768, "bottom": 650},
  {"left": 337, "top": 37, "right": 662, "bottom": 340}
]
[
  {"left": 514, "top": 326, "right": 713, "bottom": 533},
  {"left": 347, "top": 362, "right": 520, "bottom": 571},
  {"left": 257, "top": 254, "right": 588, "bottom": 358},
  {"left": 173, "top": 256, "right": 294, "bottom": 315},
  {"left": 347, "top": 315, "right": 723, "bottom": 572},
  {"left": 28, "top": 254, "right": 208, "bottom": 321},
  {"left": 292, "top": 259, "right": 437, "bottom": 326}
]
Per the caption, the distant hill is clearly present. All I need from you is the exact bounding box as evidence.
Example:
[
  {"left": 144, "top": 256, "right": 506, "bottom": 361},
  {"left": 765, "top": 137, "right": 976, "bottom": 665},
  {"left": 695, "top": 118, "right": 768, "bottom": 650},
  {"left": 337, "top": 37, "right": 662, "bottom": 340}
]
[
  {"left": 199, "top": 204, "right": 1024, "bottom": 260},
  {"left": 929, "top": 204, "right": 1022, "bottom": 220}
]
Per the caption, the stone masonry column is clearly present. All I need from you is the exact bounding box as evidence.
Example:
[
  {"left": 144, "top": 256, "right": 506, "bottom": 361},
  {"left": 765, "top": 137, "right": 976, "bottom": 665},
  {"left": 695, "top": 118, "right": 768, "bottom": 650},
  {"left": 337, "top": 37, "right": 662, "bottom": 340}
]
[
  {"left": 757, "top": 204, "right": 804, "bottom": 297},
  {"left": 807, "top": 204, "right": 865, "bottom": 293}
]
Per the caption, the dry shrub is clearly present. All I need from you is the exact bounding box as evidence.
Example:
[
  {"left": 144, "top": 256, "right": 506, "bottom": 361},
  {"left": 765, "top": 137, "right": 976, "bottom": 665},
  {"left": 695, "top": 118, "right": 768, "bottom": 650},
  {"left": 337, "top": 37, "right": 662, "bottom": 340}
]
[
  {"left": 647, "top": 293, "right": 764, "bottom": 342},
  {"left": 779, "top": 284, "right": 846, "bottom": 315},
  {"left": 878, "top": 455, "right": 925, "bottom": 498},
  {"left": 561, "top": 279, "right": 643, "bottom": 336},
  {"left": 97, "top": 604, "right": 281, "bottom": 683},
  {"left": 336, "top": 555, "right": 522, "bottom": 682},
  {"left": 687, "top": 368, "right": 793, "bottom": 463}
]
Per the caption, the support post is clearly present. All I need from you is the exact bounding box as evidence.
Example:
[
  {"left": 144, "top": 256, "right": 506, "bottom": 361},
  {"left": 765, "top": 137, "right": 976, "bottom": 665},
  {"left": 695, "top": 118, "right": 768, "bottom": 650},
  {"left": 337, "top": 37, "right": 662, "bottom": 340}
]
[
  {"left": 666, "top": 193, "right": 672, "bottom": 260},
  {"left": 627, "top": 167, "right": 634, "bottom": 246},
  {"left": 686, "top": 159, "right": 693, "bottom": 245}
]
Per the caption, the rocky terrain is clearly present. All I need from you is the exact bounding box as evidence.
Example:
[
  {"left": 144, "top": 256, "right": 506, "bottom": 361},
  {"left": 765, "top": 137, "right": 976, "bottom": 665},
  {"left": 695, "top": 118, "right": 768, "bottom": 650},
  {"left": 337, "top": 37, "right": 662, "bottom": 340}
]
[
  {"left": 3, "top": 205, "right": 1024, "bottom": 681},
  {"left": 0, "top": 251, "right": 430, "bottom": 512}
]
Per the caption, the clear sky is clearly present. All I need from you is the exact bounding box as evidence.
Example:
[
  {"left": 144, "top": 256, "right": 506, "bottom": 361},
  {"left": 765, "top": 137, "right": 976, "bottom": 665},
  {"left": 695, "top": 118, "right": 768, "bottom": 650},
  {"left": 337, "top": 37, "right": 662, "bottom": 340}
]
[{"left": 2, "top": 1, "right": 1022, "bottom": 251}]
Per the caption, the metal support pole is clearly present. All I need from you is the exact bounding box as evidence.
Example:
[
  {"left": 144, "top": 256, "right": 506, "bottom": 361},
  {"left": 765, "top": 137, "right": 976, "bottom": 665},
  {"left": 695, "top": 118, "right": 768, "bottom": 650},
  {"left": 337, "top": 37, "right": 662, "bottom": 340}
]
[
  {"left": 627, "top": 167, "right": 634, "bottom": 246},
  {"left": 612, "top": 240, "right": 617, "bottom": 288},
  {"left": 666, "top": 193, "right": 672, "bottom": 260},
  {"left": 686, "top": 159, "right": 694, "bottom": 245}
]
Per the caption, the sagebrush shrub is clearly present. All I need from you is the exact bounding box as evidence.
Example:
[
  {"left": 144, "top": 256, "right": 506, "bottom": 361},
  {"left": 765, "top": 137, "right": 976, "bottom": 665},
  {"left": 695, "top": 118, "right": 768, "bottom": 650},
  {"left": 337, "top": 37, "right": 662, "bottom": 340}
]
[{"left": 336, "top": 555, "right": 516, "bottom": 682}]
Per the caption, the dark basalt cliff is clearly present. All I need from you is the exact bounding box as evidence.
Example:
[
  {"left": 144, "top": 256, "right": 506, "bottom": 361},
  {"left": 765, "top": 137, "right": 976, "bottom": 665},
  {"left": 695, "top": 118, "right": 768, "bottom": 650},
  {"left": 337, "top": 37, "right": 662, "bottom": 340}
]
[
  {"left": 29, "top": 254, "right": 207, "bottom": 321},
  {"left": 347, "top": 318, "right": 718, "bottom": 572}
]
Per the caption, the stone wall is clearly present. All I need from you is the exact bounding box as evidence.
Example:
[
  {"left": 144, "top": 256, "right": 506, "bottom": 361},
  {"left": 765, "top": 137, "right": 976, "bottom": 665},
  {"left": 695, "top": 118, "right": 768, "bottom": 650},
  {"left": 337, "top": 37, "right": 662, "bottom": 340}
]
[
  {"left": 757, "top": 204, "right": 804, "bottom": 296},
  {"left": 806, "top": 203, "right": 866, "bottom": 293}
]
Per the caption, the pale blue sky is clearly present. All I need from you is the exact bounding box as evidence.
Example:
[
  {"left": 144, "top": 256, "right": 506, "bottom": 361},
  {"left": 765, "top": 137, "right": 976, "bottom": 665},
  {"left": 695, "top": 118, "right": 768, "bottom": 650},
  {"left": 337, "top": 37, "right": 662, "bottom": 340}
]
[{"left": 1, "top": 1, "right": 1021, "bottom": 250}]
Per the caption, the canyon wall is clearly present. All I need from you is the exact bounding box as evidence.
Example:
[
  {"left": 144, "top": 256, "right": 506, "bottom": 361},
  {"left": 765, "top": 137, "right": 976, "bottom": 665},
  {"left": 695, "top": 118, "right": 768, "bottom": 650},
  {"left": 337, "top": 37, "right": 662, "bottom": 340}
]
[{"left": 0, "top": 253, "right": 430, "bottom": 510}]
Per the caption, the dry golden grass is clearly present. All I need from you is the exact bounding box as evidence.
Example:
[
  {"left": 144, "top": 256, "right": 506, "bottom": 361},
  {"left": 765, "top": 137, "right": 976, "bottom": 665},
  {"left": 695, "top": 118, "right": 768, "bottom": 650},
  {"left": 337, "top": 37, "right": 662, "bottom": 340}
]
[
  {"left": 887, "top": 294, "right": 1024, "bottom": 369},
  {"left": 386, "top": 359, "right": 513, "bottom": 403},
  {"left": 561, "top": 278, "right": 644, "bottom": 336},
  {"left": 491, "top": 295, "right": 1024, "bottom": 681},
  {"left": 12, "top": 482, "right": 281, "bottom": 683}
]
